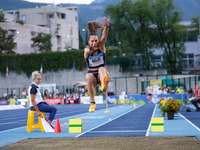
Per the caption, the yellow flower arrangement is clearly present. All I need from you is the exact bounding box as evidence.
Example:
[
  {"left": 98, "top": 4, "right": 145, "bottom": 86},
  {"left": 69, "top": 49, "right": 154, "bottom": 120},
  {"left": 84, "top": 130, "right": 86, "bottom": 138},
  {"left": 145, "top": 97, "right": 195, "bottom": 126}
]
[
  {"left": 159, "top": 98, "right": 181, "bottom": 115},
  {"left": 164, "top": 99, "right": 181, "bottom": 113},
  {"left": 158, "top": 99, "right": 167, "bottom": 115}
]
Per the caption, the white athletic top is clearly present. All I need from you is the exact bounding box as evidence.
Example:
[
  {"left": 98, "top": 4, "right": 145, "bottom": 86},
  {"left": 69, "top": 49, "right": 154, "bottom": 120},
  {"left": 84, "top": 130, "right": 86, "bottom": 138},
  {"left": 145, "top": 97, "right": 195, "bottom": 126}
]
[{"left": 28, "top": 82, "right": 44, "bottom": 107}]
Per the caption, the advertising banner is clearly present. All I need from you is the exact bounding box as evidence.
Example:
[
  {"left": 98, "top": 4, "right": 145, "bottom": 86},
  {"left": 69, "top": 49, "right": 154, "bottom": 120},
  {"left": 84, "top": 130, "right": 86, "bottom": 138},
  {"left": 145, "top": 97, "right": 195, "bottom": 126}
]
[
  {"left": 80, "top": 96, "right": 103, "bottom": 104},
  {"left": 0, "top": 100, "right": 7, "bottom": 105},
  {"left": 103, "top": 95, "right": 119, "bottom": 104},
  {"left": 103, "top": 94, "right": 186, "bottom": 104},
  {"left": 44, "top": 98, "right": 63, "bottom": 105},
  {"left": 17, "top": 99, "right": 28, "bottom": 102}
]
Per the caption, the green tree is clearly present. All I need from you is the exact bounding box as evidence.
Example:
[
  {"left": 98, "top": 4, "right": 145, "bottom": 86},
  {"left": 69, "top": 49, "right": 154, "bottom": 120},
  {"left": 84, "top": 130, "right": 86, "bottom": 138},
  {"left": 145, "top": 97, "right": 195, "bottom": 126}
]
[
  {"left": 0, "top": 27, "right": 15, "bottom": 54},
  {"left": 79, "top": 29, "right": 85, "bottom": 49},
  {"left": 31, "top": 33, "right": 52, "bottom": 52},
  {"left": 0, "top": 9, "right": 6, "bottom": 22},
  {"left": 86, "top": 30, "right": 88, "bottom": 45},
  {"left": 16, "top": 20, "right": 24, "bottom": 25},
  {"left": 105, "top": 24, "right": 117, "bottom": 47},
  {"left": 152, "top": 0, "right": 187, "bottom": 74},
  {"left": 191, "top": 15, "right": 199, "bottom": 37},
  {"left": 64, "top": 42, "right": 71, "bottom": 51},
  {"left": 105, "top": 0, "right": 155, "bottom": 69}
]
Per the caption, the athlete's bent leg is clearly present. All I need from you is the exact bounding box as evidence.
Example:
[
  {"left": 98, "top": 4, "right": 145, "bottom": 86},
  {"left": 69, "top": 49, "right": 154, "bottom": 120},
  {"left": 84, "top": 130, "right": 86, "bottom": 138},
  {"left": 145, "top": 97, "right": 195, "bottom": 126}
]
[
  {"left": 99, "top": 67, "right": 110, "bottom": 92},
  {"left": 86, "top": 73, "right": 97, "bottom": 112}
]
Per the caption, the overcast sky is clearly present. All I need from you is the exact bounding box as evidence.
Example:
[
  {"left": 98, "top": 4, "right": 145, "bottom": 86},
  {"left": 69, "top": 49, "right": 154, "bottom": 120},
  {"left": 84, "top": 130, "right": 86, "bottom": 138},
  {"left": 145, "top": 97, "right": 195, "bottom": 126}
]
[{"left": 24, "top": 0, "right": 95, "bottom": 5}]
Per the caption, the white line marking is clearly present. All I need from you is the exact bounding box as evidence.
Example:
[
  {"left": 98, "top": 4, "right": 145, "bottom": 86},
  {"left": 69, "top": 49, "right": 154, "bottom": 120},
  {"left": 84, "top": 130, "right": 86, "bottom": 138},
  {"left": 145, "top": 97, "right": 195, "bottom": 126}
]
[
  {"left": 0, "top": 111, "right": 92, "bottom": 132},
  {"left": 0, "top": 105, "right": 118, "bottom": 132},
  {"left": 0, "top": 126, "right": 26, "bottom": 133},
  {"left": 90, "top": 130, "right": 146, "bottom": 133},
  {"left": 76, "top": 105, "right": 144, "bottom": 137},
  {"left": 145, "top": 104, "right": 157, "bottom": 136},
  {"left": 0, "top": 109, "right": 89, "bottom": 120},
  {"left": 0, "top": 119, "right": 28, "bottom": 125},
  {"left": 178, "top": 112, "right": 200, "bottom": 132}
]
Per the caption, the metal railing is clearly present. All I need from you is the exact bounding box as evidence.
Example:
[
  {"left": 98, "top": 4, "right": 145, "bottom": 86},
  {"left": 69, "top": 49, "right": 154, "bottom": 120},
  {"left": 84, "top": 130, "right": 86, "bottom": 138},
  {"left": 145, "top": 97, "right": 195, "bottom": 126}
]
[
  {"left": 113, "top": 75, "right": 200, "bottom": 95},
  {"left": 1, "top": 75, "right": 200, "bottom": 99},
  {"left": 107, "top": 55, "right": 200, "bottom": 71}
]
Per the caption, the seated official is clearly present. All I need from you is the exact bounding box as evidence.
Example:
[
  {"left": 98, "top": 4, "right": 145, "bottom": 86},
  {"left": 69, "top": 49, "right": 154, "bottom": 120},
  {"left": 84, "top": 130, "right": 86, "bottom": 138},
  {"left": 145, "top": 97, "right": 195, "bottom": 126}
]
[
  {"left": 190, "top": 84, "right": 200, "bottom": 112},
  {"left": 28, "top": 71, "right": 57, "bottom": 125},
  {"left": 189, "top": 97, "right": 200, "bottom": 112}
]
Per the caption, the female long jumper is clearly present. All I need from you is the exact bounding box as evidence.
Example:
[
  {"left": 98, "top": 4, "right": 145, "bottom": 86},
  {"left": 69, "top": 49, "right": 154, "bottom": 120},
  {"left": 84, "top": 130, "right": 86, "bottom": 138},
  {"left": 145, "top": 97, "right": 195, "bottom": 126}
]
[{"left": 84, "top": 17, "right": 110, "bottom": 112}]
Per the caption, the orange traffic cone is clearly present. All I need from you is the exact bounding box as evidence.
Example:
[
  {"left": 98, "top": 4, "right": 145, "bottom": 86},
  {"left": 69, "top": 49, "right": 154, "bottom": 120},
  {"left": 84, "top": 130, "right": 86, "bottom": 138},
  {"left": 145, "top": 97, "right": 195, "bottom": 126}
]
[{"left": 54, "top": 118, "right": 61, "bottom": 133}]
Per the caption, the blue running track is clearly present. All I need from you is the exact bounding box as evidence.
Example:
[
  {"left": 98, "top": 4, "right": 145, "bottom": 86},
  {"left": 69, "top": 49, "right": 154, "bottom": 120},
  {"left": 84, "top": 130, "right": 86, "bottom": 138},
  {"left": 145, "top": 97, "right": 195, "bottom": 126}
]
[{"left": 0, "top": 104, "right": 200, "bottom": 148}]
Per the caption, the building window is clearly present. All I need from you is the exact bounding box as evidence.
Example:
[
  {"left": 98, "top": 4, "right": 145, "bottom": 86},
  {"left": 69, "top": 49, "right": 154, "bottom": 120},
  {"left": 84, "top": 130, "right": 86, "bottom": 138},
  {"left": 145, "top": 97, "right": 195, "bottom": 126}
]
[
  {"left": 57, "top": 47, "right": 61, "bottom": 51},
  {"left": 55, "top": 24, "right": 61, "bottom": 36},
  {"left": 57, "top": 36, "right": 61, "bottom": 46},
  {"left": 188, "top": 31, "right": 197, "bottom": 42},
  {"left": 21, "top": 15, "right": 26, "bottom": 21},
  {"left": 8, "top": 30, "right": 17, "bottom": 36},
  {"left": 61, "top": 13, "right": 66, "bottom": 19},
  {"left": 154, "top": 55, "right": 161, "bottom": 60},
  {"left": 188, "top": 54, "right": 194, "bottom": 58},
  {"left": 183, "top": 54, "right": 187, "bottom": 59},
  {"left": 75, "top": 16, "right": 77, "bottom": 21},
  {"left": 49, "top": 14, "right": 54, "bottom": 18},
  {"left": 57, "top": 13, "right": 60, "bottom": 18},
  {"left": 71, "top": 39, "right": 73, "bottom": 47},
  {"left": 13, "top": 43, "right": 17, "bottom": 51},
  {"left": 70, "top": 26, "right": 73, "bottom": 35}
]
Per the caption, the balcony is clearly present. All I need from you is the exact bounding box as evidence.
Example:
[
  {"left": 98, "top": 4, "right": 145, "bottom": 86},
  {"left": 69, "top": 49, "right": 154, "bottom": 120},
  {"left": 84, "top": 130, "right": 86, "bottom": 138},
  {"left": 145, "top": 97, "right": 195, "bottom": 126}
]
[{"left": 55, "top": 29, "right": 61, "bottom": 36}]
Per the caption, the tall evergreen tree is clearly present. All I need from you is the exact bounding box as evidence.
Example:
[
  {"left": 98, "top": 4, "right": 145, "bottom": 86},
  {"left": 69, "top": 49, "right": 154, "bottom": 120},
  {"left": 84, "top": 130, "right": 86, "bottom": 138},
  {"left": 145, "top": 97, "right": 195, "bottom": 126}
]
[
  {"left": 0, "top": 27, "right": 15, "bottom": 54},
  {"left": 152, "top": 0, "right": 187, "bottom": 73},
  {"left": 0, "top": 9, "right": 6, "bottom": 22},
  {"left": 79, "top": 29, "right": 85, "bottom": 49},
  {"left": 31, "top": 33, "right": 52, "bottom": 52},
  {"left": 191, "top": 15, "right": 199, "bottom": 37},
  {"left": 105, "top": 0, "right": 155, "bottom": 69},
  {"left": 86, "top": 30, "right": 88, "bottom": 46}
]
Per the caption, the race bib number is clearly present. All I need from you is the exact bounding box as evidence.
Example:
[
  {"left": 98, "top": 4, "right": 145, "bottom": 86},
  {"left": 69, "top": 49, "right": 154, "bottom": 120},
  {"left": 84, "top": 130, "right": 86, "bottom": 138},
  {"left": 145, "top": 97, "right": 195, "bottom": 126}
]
[{"left": 89, "top": 53, "right": 104, "bottom": 67}]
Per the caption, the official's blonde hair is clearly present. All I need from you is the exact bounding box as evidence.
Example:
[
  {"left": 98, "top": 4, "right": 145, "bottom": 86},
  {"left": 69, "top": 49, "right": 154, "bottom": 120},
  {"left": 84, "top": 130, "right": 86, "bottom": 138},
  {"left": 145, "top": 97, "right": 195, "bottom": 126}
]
[{"left": 32, "top": 71, "right": 41, "bottom": 81}]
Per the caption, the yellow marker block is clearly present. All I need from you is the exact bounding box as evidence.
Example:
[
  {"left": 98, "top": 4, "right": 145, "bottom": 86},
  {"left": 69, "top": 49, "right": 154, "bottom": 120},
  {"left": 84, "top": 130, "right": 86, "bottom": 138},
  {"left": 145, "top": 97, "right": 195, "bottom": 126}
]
[
  {"left": 123, "top": 99, "right": 126, "bottom": 104},
  {"left": 118, "top": 99, "right": 121, "bottom": 104},
  {"left": 127, "top": 99, "right": 130, "bottom": 104},
  {"left": 134, "top": 103, "right": 136, "bottom": 108},
  {"left": 151, "top": 118, "right": 164, "bottom": 132},
  {"left": 114, "top": 99, "right": 118, "bottom": 104},
  {"left": 10, "top": 99, "right": 16, "bottom": 105},
  {"left": 69, "top": 119, "right": 82, "bottom": 133}
]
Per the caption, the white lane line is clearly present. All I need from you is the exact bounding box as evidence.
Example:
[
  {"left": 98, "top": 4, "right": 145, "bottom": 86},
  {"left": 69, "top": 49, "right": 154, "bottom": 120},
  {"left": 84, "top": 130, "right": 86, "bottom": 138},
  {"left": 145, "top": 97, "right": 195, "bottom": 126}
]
[
  {"left": 0, "top": 120, "right": 28, "bottom": 125},
  {"left": 0, "top": 126, "right": 26, "bottom": 133},
  {"left": 0, "top": 109, "right": 88, "bottom": 121},
  {"left": 145, "top": 104, "right": 157, "bottom": 136},
  {"left": 0, "top": 104, "right": 110, "bottom": 120},
  {"left": 0, "top": 105, "right": 119, "bottom": 132},
  {"left": 76, "top": 105, "right": 144, "bottom": 138},
  {"left": 0, "top": 108, "right": 88, "bottom": 120},
  {"left": 178, "top": 112, "right": 200, "bottom": 132},
  {"left": 90, "top": 130, "right": 147, "bottom": 133}
]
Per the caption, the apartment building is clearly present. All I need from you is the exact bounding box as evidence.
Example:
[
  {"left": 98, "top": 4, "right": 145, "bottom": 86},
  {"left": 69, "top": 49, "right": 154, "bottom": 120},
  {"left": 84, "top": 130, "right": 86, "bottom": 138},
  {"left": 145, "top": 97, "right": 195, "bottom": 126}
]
[{"left": 1, "top": 4, "right": 79, "bottom": 54}]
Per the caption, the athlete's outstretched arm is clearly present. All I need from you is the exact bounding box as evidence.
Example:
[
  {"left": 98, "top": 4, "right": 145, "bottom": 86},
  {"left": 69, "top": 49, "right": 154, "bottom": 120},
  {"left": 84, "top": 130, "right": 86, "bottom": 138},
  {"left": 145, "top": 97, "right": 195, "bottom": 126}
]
[
  {"left": 99, "top": 17, "right": 110, "bottom": 49},
  {"left": 84, "top": 46, "right": 91, "bottom": 58}
]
